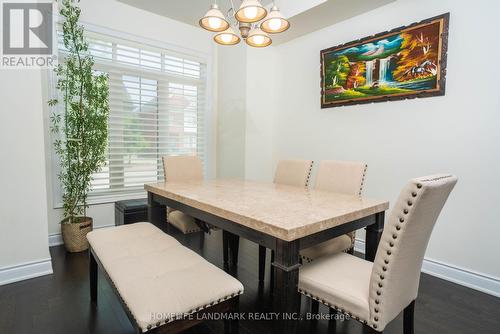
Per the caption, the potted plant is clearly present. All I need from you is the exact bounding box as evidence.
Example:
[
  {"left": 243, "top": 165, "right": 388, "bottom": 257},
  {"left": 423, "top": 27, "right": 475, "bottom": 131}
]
[{"left": 49, "top": 0, "right": 109, "bottom": 252}]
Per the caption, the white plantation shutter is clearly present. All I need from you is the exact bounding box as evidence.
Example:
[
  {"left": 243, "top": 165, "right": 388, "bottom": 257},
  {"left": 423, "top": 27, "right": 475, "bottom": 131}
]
[{"left": 56, "top": 32, "right": 207, "bottom": 201}]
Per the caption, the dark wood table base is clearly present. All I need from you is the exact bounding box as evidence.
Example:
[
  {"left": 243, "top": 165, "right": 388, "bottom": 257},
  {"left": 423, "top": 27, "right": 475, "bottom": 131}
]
[{"left": 147, "top": 192, "right": 385, "bottom": 334}]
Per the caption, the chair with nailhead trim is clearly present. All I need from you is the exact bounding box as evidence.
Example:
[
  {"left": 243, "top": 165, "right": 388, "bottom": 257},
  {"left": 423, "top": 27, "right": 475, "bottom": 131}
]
[
  {"left": 301, "top": 160, "right": 368, "bottom": 261},
  {"left": 222, "top": 159, "right": 314, "bottom": 281},
  {"left": 298, "top": 174, "right": 457, "bottom": 333},
  {"left": 301, "top": 160, "right": 367, "bottom": 314}
]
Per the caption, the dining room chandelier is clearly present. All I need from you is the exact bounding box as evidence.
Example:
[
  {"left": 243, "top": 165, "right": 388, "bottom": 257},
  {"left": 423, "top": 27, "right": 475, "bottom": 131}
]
[{"left": 199, "top": 0, "right": 290, "bottom": 47}]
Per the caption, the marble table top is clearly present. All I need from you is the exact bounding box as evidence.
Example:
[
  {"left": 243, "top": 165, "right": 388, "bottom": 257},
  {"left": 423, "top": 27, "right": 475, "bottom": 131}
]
[{"left": 145, "top": 179, "right": 389, "bottom": 241}]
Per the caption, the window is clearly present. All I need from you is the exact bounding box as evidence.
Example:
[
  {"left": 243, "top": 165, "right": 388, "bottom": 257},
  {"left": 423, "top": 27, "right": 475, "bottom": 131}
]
[{"left": 53, "top": 31, "right": 207, "bottom": 202}]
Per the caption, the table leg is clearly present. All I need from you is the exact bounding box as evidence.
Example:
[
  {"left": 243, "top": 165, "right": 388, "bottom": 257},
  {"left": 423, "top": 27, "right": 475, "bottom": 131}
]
[
  {"left": 148, "top": 192, "right": 165, "bottom": 228},
  {"left": 365, "top": 212, "right": 385, "bottom": 262},
  {"left": 272, "top": 239, "right": 301, "bottom": 334},
  {"left": 223, "top": 231, "right": 240, "bottom": 268},
  {"left": 223, "top": 231, "right": 229, "bottom": 268}
]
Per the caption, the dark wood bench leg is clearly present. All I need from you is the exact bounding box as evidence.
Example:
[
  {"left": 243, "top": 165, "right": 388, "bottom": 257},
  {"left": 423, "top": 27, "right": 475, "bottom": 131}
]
[
  {"left": 258, "top": 245, "right": 266, "bottom": 282},
  {"left": 89, "top": 250, "right": 97, "bottom": 305},
  {"left": 311, "top": 299, "right": 319, "bottom": 314},
  {"left": 363, "top": 325, "right": 382, "bottom": 334},
  {"left": 224, "top": 319, "right": 239, "bottom": 334},
  {"left": 404, "top": 300, "right": 415, "bottom": 334},
  {"left": 328, "top": 308, "right": 337, "bottom": 333}
]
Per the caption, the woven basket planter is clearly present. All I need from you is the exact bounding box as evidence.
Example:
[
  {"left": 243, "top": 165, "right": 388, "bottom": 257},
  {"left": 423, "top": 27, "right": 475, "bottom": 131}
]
[{"left": 61, "top": 217, "right": 93, "bottom": 253}]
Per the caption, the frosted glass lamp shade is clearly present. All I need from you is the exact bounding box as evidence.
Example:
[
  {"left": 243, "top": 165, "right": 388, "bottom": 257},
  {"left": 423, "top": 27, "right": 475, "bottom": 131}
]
[
  {"left": 235, "top": 0, "right": 267, "bottom": 23},
  {"left": 246, "top": 27, "right": 272, "bottom": 47},
  {"left": 199, "top": 4, "right": 230, "bottom": 32},
  {"left": 261, "top": 6, "right": 290, "bottom": 33},
  {"left": 214, "top": 27, "right": 241, "bottom": 45}
]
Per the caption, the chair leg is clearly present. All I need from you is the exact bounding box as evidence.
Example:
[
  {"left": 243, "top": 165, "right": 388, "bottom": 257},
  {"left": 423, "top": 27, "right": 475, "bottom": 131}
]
[
  {"left": 311, "top": 299, "right": 319, "bottom": 314},
  {"left": 198, "top": 231, "right": 205, "bottom": 251},
  {"left": 89, "top": 251, "right": 97, "bottom": 305},
  {"left": 404, "top": 300, "right": 415, "bottom": 334},
  {"left": 258, "top": 245, "right": 266, "bottom": 282}
]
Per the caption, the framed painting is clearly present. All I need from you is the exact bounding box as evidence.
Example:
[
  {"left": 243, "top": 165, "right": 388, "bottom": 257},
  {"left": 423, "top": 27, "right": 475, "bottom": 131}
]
[{"left": 320, "top": 13, "right": 450, "bottom": 108}]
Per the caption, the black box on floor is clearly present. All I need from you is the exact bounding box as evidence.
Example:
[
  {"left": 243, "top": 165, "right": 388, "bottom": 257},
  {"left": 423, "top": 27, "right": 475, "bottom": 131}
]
[{"left": 114, "top": 199, "right": 148, "bottom": 226}]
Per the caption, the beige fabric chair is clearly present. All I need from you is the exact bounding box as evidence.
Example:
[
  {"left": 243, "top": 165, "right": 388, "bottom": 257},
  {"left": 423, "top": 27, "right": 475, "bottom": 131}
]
[
  {"left": 162, "top": 156, "right": 203, "bottom": 234},
  {"left": 300, "top": 160, "right": 367, "bottom": 262},
  {"left": 299, "top": 174, "right": 457, "bottom": 333},
  {"left": 273, "top": 159, "right": 314, "bottom": 187}
]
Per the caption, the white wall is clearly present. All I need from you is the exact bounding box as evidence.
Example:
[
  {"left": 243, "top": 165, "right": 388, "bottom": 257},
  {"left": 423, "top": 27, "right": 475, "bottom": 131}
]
[
  {"left": 0, "top": 70, "right": 53, "bottom": 283},
  {"left": 242, "top": 0, "right": 500, "bottom": 290},
  {"left": 46, "top": 0, "right": 216, "bottom": 236},
  {"left": 244, "top": 47, "right": 277, "bottom": 181},
  {"left": 216, "top": 44, "right": 247, "bottom": 178}
]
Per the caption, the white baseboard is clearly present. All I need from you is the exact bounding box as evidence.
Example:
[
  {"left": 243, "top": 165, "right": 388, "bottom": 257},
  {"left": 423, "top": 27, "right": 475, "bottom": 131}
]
[
  {"left": 0, "top": 258, "right": 53, "bottom": 286},
  {"left": 354, "top": 239, "right": 500, "bottom": 298},
  {"left": 48, "top": 233, "right": 63, "bottom": 247},
  {"left": 48, "top": 223, "right": 115, "bottom": 247}
]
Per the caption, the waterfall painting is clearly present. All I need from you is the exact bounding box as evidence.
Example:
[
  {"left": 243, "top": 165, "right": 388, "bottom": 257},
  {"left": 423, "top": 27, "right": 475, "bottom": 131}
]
[{"left": 320, "top": 13, "right": 449, "bottom": 108}]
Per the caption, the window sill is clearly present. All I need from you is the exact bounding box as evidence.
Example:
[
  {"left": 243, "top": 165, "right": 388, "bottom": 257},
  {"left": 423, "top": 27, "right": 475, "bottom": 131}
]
[{"left": 53, "top": 191, "right": 147, "bottom": 209}]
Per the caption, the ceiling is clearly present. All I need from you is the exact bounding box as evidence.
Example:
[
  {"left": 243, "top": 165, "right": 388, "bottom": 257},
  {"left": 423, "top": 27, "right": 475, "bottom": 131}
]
[
  {"left": 117, "top": 0, "right": 395, "bottom": 45},
  {"left": 117, "top": 0, "right": 273, "bottom": 27}
]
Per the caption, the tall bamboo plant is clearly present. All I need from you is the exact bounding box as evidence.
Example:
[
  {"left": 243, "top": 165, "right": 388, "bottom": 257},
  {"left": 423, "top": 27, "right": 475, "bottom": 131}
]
[{"left": 49, "top": 0, "right": 109, "bottom": 223}]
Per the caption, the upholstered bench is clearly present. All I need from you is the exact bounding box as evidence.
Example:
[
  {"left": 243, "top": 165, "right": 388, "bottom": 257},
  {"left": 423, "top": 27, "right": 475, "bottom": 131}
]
[{"left": 87, "top": 223, "right": 243, "bottom": 333}]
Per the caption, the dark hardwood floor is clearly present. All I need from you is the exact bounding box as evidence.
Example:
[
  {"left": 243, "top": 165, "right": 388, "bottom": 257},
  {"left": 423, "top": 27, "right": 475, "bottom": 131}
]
[{"left": 1, "top": 227, "right": 499, "bottom": 334}]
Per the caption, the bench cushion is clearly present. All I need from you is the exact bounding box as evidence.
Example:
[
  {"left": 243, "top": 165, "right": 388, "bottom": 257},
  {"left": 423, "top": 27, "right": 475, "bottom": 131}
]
[{"left": 87, "top": 223, "right": 243, "bottom": 332}]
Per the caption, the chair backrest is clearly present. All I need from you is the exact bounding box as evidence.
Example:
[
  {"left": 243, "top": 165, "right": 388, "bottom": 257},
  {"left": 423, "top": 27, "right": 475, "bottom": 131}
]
[
  {"left": 314, "top": 160, "right": 367, "bottom": 196},
  {"left": 368, "top": 174, "right": 457, "bottom": 331},
  {"left": 273, "top": 160, "right": 314, "bottom": 187},
  {"left": 162, "top": 156, "right": 203, "bottom": 182}
]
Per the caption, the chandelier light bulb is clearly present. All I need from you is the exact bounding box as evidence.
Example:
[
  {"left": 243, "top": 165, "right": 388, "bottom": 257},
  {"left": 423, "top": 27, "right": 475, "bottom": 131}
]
[
  {"left": 208, "top": 17, "right": 222, "bottom": 29},
  {"left": 243, "top": 6, "right": 258, "bottom": 20},
  {"left": 252, "top": 35, "right": 265, "bottom": 45},
  {"left": 220, "top": 33, "right": 233, "bottom": 43},
  {"left": 268, "top": 18, "right": 282, "bottom": 31}
]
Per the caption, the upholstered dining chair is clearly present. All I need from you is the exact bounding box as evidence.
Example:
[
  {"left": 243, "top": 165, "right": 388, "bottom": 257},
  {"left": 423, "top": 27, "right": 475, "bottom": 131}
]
[
  {"left": 298, "top": 174, "right": 457, "bottom": 334},
  {"left": 301, "top": 160, "right": 368, "bottom": 263},
  {"left": 162, "top": 156, "right": 204, "bottom": 234}
]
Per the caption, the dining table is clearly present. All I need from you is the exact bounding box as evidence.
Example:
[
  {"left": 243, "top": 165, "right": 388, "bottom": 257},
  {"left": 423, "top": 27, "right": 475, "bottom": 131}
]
[{"left": 145, "top": 179, "right": 389, "bottom": 334}]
